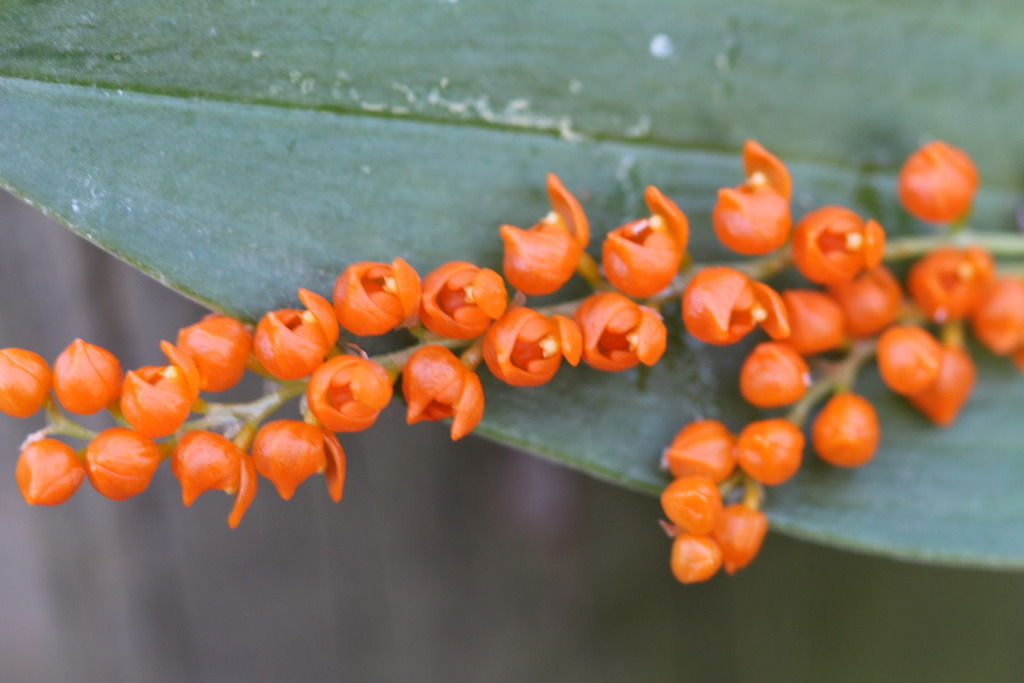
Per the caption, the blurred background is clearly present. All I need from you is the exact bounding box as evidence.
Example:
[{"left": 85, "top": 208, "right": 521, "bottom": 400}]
[{"left": 3, "top": 187, "right": 1024, "bottom": 682}]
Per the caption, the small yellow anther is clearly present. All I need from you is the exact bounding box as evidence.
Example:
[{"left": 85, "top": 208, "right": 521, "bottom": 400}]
[
  {"left": 380, "top": 276, "right": 398, "bottom": 294},
  {"left": 648, "top": 214, "right": 666, "bottom": 231},
  {"left": 538, "top": 336, "right": 559, "bottom": 358},
  {"left": 541, "top": 211, "right": 560, "bottom": 225},
  {"left": 751, "top": 305, "right": 768, "bottom": 323},
  {"left": 626, "top": 331, "right": 640, "bottom": 351},
  {"left": 845, "top": 231, "right": 864, "bottom": 251},
  {"left": 956, "top": 261, "right": 975, "bottom": 280},
  {"left": 746, "top": 171, "right": 768, "bottom": 188},
  {"left": 462, "top": 285, "right": 476, "bottom": 304}
]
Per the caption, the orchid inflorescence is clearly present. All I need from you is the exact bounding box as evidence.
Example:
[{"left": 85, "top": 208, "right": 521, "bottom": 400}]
[{"left": 2, "top": 140, "right": 1023, "bottom": 584}]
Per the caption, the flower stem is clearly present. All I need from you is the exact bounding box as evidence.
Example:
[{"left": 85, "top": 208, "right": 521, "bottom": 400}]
[
  {"left": 787, "top": 339, "right": 877, "bottom": 428},
  {"left": 883, "top": 231, "right": 1024, "bottom": 261},
  {"left": 181, "top": 380, "right": 306, "bottom": 436},
  {"left": 741, "top": 474, "right": 764, "bottom": 511},
  {"left": 42, "top": 398, "right": 98, "bottom": 442},
  {"left": 153, "top": 231, "right": 1024, "bottom": 454},
  {"left": 576, "top": 252, "right": 609, "bottom": 291}
]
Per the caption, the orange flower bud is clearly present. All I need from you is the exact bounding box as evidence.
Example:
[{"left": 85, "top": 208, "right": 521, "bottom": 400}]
[
  {"left": 84, "top": 427, "right": 161, "bottom": 501},
  {"left": 712, "top": 504, "right": 768, "bottom": 575},
  {"left": 121, "top": 341, "right": 201, "bottom": 438},
  {"left": 573, "top": 292, "right": 666, "bottom": 371},
  {"left": 713, "top": 186, "right": 791, "bottom": 256},
  {"left": 171, "top": 430, "right": 257, "bottom": 528},
  {"left": 907, "top": 247, "right": 995, "bottom": 323},
  {"left": 664, "top": 420, "right": 736, "bottom": 483},
  {"left": 735, "top": 418, "right": 804, "bottom": 486},
  {"left": 334, "top": 257, "right": 421, "bottom": 336},
  {"left": 713, "top": 142, "right": 792, "bottom": 256},
  {"left": 907, "top": 345, "right": 976, "bottom": 427},
  {"left": 897, "top": 141, "right": 978, "bottom": 224},
  {"left": 52, "top": 339, "right": 123, "bottom": 415},
  {"left": 970, "top": 276, "right": 1024, "bottom": 355},
  {"left": 682, "top": 267, "right": 789, "bottom": 345},
  {"left": 661, "top": 475, "right": 723, "bottom": 535},
  {"left": 172, "top": 432, "right": 241, "bottom": 506},
  {"left": 781, "top": 290, "right": 846, "bottom": 356},
  {"left": 739, "top": 342, "right": 810, "bottom": 408},
  {"left": 876, "top": 326, "right": 943, "bottom": 395},
  {"left": 482, "top": 307, "right": 581, "bottom": 387},
  {"left": 251, "top": 420, "right": 345, "bottom": 501},
  {"left": 176, "top": 314, "right": 253, "bottom": 392},
  {"left": 0, "top": 348, "right": 51, "bottom": 418},
  {"left": 16, "top": 439, "right": 86, "bottom": 506},
  {"left": 306, "top": 355, "right": 393, "bottom": 432},
  {"left": 602, "top": 186, "right": 689, "bottom": 297},
  {"left": 419, "top": 261, "right": 508, "bottom": 339},
  {"left": 811, "top": 393, "right": 880, "bottom": 468},
  {"left": 500, "top": 174, "right": 588, "bottom": 296},
  {"left": 254, "top": 289, "right": 338, "bottom": 380},
  {"left": 669, "top": 533, "right": 722, "bottom": 584},
  {"left": 402, "top": 345, "right": 484, "bottom": 440},
  {"left": 791, "top": 207, "right": 885, "bottom": 284},
  {"left": 828, "top": 266, "right": 903, "bottom": 338}
]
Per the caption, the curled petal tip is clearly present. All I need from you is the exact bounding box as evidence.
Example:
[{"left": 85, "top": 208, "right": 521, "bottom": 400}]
[
  {"left": 545, "top": 173, "right": 588, "bottom": 247},
  {"left": 228, "top": 455, "right": 257, "bottom": 528},
  {"left": 554, "top": 315, "right": 582, "bottom": 366},
  {"left": 742, "top": 139, "right": 792, "bottom": 200},
  {"left": 323, "top": 431, "right": 346, "bottom": 503}
]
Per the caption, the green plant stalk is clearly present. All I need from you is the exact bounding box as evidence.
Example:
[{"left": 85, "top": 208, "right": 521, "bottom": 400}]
[
  {"left": 787, "top": 340, "right": 879, "bottom": 428},
  {"left": 36, "top": 230, "right": 1024, "bottom": 449}
]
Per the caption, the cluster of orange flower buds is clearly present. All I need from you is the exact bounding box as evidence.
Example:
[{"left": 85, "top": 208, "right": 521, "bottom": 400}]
[
  {"left": 2, "top": 136, "right": 1022, "bottom": 589},
  {"left": 0, "top": 171, "right": 680, "bottom": 527},
  {"left": 659, "top": 139, "right": 1022, "bottom": 583}
]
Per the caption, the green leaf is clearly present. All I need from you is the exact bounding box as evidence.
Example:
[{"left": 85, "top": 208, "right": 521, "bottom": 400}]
[{"left": 2, "top": 0, "right": 1024, "bottom": 567}]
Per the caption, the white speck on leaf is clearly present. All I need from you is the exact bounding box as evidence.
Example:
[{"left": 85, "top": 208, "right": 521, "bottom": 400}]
[
  {"left": 506, "top": 98, "right": 529, "bottom": 113},
  {"left": 251, "top": 50, "right": 263, "bottom": 59},
  {"left": 425, "top": 90, "right": 585, "bottom": 141},
  {"left": 392, "top": 83, "right": 417, "bottom": 103},
  {"left": 649, "top": 34, "right": 674, "bottom": 59},
  {"left": 300, "top": 78, "right": 316, "bottom": 94},
  {"left": 615, "top": 156, "right": 636, "bottom": 184},
  {"left": 71, "top": 200, "right": 80, "bottom": 214},
  {"left": 568, "top": 79, "right": 583, "bottom": 95},
  {"left": 556, "top": 117, "right": 583, "bottom": 142},
  {"left": 625, "top": 115, "right": 651, "bottom": 139}
]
